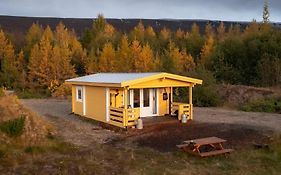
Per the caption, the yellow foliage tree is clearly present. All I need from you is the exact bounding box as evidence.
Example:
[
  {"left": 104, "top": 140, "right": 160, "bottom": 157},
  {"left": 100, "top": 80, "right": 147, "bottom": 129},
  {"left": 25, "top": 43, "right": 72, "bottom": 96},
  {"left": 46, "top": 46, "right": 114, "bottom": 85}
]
[
  {"left": 0, "top": 30, "right": 18, "bottom": 88},
  {"left": 145, "top": 26, "right": 156, "bottom": 38},
  {"left": 160, "top": 27, "right": 170, "bottom": 40},
  {"left": 200, "top": 36, "right": 215, "bottom": 68},
  {"left": 217, "top": 22, "right": 226, "bottom": 42},
  {"left": 117, "top": 35, "right": 131, "bottom": 72},
  {"left": 130, "top": 40, "right": 142, "bottom": 72},
  {"left": 98, "top": 42, "right": 116, "bottom": 72},
  {"left": 134, "top": 43, "right": 154, "bottom": 72},
  {"left": 28, "top": 25, "right": 75, "bottom": 91}
]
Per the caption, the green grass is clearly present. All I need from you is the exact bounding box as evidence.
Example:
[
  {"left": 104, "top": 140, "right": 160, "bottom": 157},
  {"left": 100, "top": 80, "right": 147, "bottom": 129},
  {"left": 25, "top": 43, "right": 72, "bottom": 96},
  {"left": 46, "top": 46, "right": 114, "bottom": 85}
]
[
  {"left": 0, "top": 116, "right": 25, "bottom": 137},
  {"left": 0, "top": 136, "right": 281, "bottom": 174},
  {"left": 241, "top": 97, "right": 281, "bottom": 114},
  {"left": 16, "top": 89, "right": 50, "bottom": 99}
]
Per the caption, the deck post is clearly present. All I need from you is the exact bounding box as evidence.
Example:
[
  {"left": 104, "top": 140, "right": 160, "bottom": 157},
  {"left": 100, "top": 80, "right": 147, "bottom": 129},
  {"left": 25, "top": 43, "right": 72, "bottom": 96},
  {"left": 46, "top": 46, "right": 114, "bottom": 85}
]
[
  {"left": 188, "top": 85, "right": 193, "bottom": 120},
  {"left": 123, "top": 87, "right": 128, "bottom": 127}
]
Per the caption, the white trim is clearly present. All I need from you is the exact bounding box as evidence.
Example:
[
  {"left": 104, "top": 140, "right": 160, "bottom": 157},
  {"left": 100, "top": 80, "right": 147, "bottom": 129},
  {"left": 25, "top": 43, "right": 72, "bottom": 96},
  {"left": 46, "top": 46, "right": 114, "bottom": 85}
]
[
  {"left": 83, "top": 86, "right": 86, "bottom": 116},
  {"left": 156, "top": 88, "right": 159, "bottom": 115},
  {"left": 76, "top": 86, "right": 83, "bottom": 102},
  {"left": 106, "top": 88, "right": 110, "bottom": 122}
]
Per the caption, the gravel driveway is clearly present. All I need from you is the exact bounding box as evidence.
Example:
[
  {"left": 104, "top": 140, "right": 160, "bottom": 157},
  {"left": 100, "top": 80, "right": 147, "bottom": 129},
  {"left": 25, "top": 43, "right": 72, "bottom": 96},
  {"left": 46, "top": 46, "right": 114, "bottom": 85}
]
[{"left": 21, "top": 99, "right": 281, "bottom": 148}]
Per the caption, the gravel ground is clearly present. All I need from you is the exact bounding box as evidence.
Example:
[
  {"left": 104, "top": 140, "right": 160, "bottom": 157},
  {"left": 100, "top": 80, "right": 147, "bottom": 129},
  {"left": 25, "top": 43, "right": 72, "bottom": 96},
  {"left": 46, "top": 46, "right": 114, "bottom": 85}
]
[
  {"left": 21, "top": 99, "right": 120, "bottom": 147},
  {"left": 194, "top": 107, "right": 281, "bottom": 133},
  {"left": 20, "top": 99, "right": 281, "bottom": 148}
]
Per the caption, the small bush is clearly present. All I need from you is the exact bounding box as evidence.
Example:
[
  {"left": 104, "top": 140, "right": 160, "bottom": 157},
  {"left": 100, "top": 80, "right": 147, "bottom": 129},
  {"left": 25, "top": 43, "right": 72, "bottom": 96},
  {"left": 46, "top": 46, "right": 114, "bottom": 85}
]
[
  {"left": 185, "top": 67, "right": 222, "bottom": 107},
  {"left": 52, "top": 83, "right": 71, "bottom": 98},
  {"left": 16, "top": 89, "right": 50, "bottom": 99},
  {"left": 241, "top": 97, "right": 281, "bottom": 114},
  {"left": 0, "top": 116, "right": 25, "bottom": 137},
  {"left": 193, "top": 86, "right": 222, "bottom": 107}
]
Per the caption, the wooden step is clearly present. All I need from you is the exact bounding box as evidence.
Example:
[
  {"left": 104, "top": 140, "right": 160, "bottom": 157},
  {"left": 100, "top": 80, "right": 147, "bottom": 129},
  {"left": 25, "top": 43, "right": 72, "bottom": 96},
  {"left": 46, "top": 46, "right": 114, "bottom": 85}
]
[{"left": 199, "top": 149, "right": 234, "bottom": 157}]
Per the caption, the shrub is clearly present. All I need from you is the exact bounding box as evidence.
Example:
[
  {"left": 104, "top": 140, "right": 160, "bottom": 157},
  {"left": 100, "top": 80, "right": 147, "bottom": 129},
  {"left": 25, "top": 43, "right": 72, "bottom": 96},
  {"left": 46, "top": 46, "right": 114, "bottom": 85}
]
[
  {"left": 184, "top": 67, "right": 222, "bottom": 107},
  {"left": 240, "top": 97, "right": 281, "bottom": 114},
  {"left": 52, "top": 83, "right": 72, "bottom": 98},
  {"left": 193, "top": 86, "right": 222, "bottom": 107},
  {"left": 0, "top": 116, "right": 25, "bottom": 137},
  {"left": 16, "top": 89, "right": 50, "bottom": 99}
]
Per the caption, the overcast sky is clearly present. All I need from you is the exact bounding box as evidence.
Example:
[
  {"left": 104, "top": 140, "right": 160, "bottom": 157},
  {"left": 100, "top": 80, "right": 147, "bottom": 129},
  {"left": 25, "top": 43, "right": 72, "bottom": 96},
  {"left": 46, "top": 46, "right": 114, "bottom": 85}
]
[{"left": 0, "top": 0, "right": 280, "bottom": 22}]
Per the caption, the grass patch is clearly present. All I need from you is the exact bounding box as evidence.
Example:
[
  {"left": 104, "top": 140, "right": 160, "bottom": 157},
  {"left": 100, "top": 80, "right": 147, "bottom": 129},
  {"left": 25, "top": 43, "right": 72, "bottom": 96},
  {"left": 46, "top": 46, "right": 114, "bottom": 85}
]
[
  {"left": 0, "top": 116, "right": 25, "bottom": 137},
  {"left": 24, "top": 146, "right": 45, "bottom": 154},
  {"left": 16, "top": 89, "right": 50, "bottom": 99},
  {"left": 240, "top": 97, "right": 281, "bottom": 114}
]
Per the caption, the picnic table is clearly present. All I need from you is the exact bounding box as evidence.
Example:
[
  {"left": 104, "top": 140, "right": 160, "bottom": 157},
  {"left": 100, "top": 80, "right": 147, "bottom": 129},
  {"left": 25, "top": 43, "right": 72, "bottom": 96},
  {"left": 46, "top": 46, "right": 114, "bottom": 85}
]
[{"left": 177, "top": 137, "right": 234, "bottom": 157}]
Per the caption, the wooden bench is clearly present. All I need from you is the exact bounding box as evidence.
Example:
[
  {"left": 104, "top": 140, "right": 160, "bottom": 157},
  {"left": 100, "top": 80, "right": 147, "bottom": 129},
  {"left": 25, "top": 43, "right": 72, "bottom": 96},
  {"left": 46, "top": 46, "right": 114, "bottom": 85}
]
[{"left": 199, "top": 149, "right": 234, "bottom": 157}]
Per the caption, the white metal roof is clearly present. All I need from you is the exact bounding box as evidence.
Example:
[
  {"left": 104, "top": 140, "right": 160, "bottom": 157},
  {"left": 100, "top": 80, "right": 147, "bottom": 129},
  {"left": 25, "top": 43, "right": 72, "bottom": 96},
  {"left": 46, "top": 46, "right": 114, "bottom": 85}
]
[{"left": 66, "top": 72, "right": 161, "bottom": 84}]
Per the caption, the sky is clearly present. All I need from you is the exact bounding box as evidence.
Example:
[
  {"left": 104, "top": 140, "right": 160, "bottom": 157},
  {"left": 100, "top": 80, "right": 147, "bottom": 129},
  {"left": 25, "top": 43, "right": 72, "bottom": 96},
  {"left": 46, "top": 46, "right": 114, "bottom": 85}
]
[{"left": 0, "top": 0, "right": 280, "bottom": 22}]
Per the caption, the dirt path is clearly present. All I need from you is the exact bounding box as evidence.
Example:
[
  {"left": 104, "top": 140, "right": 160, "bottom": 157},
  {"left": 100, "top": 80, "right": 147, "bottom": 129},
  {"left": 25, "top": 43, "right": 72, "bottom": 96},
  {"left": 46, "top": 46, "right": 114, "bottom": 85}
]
[{"left": 21, "top": 99, "right": 120, "bottom": 147}]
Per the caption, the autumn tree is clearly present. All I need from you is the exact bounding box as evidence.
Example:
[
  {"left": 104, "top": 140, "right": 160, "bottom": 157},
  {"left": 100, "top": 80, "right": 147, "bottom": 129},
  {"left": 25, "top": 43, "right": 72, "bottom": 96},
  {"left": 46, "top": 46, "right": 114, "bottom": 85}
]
[
  {"left": 131, "top": 21, "right": 145, "bottom": 43},
  {"left": 217, "top": 22, "right": 226, "bottom": 42},
  {"left": 205, "top": 22, "right": 214, "bottom": 38},
  {"left": 134, "top": 43, "right": 154, "bottom": 72},
  {"left": 28, "top": 25, "right": 75, "bottom": 92},
  {"left": 130, "top": 39, "right": 142, "bottom": 71},
  {"left": 200, "top": 36, "right": 215, "bottom": 68},
  {"left": 0, "top": 30, "right": 19, "bottom": 88},
  {"left": 186, "top": 23, "right": 204, "bottom": 62},
  {"left": 117, "top": 35, "right": 131, "bottom": 72},
  {"left": 98, "top": 42, "right": 116, "bottom": 72},
  {"left": 25, "top": 23, "right": 43, "bottom": 55}
]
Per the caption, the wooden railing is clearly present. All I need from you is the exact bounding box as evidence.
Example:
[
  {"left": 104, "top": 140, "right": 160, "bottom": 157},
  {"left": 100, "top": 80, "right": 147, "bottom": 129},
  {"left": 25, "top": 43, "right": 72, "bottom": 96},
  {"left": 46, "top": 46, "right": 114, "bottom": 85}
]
[
  {"left": 172, "top": 102, "right": 191, "bottom": 120},
  {"left": 109, "top": 107, "right": 140, "bottom": 128}
]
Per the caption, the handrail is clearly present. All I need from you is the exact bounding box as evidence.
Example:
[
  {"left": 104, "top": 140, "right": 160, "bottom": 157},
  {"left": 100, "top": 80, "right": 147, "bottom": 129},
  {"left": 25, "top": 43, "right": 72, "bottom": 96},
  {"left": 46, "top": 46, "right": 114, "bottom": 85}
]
[{"left": 109, "top": 106, "right": 140, "bottom": 128}]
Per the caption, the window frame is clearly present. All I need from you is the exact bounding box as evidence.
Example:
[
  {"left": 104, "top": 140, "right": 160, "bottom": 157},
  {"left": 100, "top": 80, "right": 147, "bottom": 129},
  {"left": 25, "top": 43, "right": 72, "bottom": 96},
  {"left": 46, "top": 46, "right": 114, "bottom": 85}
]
[{"left": 76, "top": 86, "right": 83, "bottom": 102}]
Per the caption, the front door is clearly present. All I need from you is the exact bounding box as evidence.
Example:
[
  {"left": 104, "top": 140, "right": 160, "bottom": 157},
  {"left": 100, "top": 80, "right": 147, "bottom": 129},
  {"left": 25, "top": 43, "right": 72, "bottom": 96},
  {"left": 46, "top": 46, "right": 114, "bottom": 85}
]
[
  {"left": 140, "top": 88, "right": 152, "bottom": 117},
  {"left": 129, "top": 88, "right": 158, "bottom": 117}
]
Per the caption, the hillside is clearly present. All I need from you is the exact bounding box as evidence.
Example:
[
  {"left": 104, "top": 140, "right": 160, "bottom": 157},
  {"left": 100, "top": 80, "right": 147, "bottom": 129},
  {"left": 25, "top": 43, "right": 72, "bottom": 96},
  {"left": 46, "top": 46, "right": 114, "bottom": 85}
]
[{"left": 0, "top": 15, "right": 251, "bottom": 35}]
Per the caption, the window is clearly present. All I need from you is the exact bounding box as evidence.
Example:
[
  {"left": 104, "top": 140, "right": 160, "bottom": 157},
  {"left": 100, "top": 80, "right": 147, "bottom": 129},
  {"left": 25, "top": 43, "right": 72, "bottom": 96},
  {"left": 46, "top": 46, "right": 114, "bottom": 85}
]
[
  {"left": 76, "top": 86, "right": 83, "bottom": 102},
  {"left": 143, "top": 89, "right": 150, "bottom": 107},
  {"left": 133, "top": 89, "right": 140, "bottom": 108}
]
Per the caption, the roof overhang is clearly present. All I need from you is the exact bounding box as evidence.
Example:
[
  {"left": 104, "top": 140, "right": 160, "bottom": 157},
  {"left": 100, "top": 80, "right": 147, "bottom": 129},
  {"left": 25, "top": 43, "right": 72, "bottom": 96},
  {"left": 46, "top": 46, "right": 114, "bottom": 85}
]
[
  {"left": 121, "top": 73, "right": 202, "bottom": 87},
  {"left": 65, "top": 72, "right": 203, "bottom": 88}
]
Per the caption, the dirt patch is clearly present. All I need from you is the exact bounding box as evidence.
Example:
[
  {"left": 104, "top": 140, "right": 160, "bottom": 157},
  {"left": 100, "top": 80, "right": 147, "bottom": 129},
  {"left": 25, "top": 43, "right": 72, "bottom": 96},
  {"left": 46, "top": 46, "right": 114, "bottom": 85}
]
[
  {"left": 130, "top": 121, "right": 273, "bottom": 152},
  {"left": 218, "top": 84, "right": 281, "bottom": 107}
]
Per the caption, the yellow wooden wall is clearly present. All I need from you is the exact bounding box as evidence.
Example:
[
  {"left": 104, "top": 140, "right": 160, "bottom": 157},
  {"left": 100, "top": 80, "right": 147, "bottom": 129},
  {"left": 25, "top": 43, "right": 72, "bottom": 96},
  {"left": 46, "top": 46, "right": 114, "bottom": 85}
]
[
  {"left": 72, "top": 85, "right": 107, "bottom": 122},
  {"left": 110, "top": 88, "right": 124, "bottom": 108},
  {"left": 85, "top": 86, "right": 107, "bottom": 122},
  {"left": 158, "top": 87, "right": 172, "bottom": 116}
]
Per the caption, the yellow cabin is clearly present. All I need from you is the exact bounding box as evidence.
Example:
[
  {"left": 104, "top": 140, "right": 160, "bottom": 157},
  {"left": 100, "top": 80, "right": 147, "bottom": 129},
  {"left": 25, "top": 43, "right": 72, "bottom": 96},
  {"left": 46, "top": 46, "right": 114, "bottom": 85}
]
[{"left": 65, "top": 72, "right": 202, "bottom": 128}]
